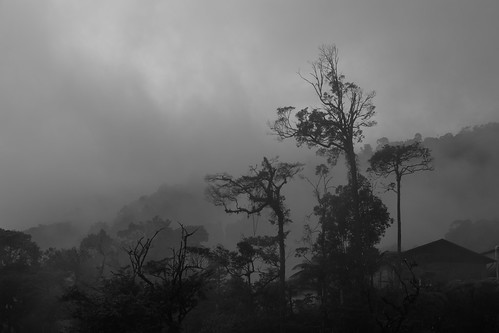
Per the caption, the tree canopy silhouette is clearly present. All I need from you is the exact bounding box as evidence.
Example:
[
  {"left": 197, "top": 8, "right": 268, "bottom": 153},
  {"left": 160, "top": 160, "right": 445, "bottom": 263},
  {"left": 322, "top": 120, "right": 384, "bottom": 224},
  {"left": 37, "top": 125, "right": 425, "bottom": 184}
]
[
  {"left": 369, "top": 140, "right": 433, "bottom": 256},
  {"left": 205, "top": 157, "right": 303, "bottom": 331},
  {"left": 270, "top": 44, "right": 377, "bottom": 285}
]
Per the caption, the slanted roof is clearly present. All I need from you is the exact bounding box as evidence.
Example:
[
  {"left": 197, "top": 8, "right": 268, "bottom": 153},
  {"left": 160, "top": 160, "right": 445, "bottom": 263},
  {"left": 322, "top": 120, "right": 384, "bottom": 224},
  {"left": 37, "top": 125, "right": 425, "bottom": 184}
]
[{"left": 403, "top": 239, "right": 494, "bottom": 264}]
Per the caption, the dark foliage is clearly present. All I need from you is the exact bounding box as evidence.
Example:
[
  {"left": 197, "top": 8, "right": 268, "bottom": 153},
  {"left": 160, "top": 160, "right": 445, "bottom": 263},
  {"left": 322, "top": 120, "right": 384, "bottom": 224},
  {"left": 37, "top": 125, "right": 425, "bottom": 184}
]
[
  {"left": 270, "top": 45, "right": 379, "bottom": 294},
  {"left": 64, "top": 225, "right": 211, "bottom": 332},
  {"left": 206, "top": 156, "right": 303, "bottom": 331},
  {"left": 293, "top": 175, "right": 392, "bottom": 332}
]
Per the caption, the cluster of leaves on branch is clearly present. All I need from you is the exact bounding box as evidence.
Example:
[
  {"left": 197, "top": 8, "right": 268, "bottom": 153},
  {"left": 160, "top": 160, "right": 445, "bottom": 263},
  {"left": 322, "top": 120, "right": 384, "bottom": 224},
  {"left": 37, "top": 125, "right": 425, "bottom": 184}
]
[
  {"left": 293, "top": 173, "right": 392, "bottom": 330},
  {"left": 369, "top": 141, "right": 433, "bottom": 184},
  {"left": 0, "top": 228, "right": 40, "bottom": 268},
  {"left": 302, "top": 175, "right": 391, "bottom": 277},
  {"left": 213, "top": 235, "right": 280, "bottom": 297}
]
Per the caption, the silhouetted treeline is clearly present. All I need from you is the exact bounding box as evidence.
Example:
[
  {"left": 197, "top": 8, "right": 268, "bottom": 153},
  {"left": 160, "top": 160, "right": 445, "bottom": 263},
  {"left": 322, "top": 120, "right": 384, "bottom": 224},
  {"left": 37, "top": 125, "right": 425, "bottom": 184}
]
[{"left": 4, "top": 221, "right": 499, "bottom": 332}]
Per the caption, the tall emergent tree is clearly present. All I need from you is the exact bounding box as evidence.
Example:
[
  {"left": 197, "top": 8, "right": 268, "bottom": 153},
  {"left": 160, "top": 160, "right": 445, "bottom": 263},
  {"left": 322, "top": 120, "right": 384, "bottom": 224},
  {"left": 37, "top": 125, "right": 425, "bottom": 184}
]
[
  {"left": 205, "top": 157, "right": 303, "bottom": 329},
  {"left": 369, "top": 140, "right": 433, "bottom": 257},
  {"left": 271, "top": 44, "right": 376, "bottom": 279}
]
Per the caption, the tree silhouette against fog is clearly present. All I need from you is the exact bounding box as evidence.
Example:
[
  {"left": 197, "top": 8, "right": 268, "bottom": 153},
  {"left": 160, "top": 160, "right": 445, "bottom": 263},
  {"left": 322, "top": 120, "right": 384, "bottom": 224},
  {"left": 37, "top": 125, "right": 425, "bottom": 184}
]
[
  {"left": 270, "top": 44, "right": 376, "bottom": 283},
  {"left": 212, "top": 235, "right": 281, "bottom": 315},
  {"left": 205, "top": 157, "right": 303, "bottom": 331},
  {"left": 369, "top": 140, "right": 433, "bottom": 258},
  {"left": 0, "top": 229, "right": 42, "bottom": 331},
  {"left": 64, "top": 224, "right": 210, "bottom": 333}
]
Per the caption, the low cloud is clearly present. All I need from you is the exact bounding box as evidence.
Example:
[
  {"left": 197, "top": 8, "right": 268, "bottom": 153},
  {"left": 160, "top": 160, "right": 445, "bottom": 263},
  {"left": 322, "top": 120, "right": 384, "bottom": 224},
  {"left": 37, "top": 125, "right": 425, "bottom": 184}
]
[{"left": 0, "top": 0, "right": 498, "bottom": 237}]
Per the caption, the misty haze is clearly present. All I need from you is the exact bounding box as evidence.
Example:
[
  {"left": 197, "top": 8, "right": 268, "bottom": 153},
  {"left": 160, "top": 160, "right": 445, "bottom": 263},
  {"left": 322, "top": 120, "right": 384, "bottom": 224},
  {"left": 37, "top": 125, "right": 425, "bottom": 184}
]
[{"left": 1, "top": 1, "right": 499, "bottom": 332}]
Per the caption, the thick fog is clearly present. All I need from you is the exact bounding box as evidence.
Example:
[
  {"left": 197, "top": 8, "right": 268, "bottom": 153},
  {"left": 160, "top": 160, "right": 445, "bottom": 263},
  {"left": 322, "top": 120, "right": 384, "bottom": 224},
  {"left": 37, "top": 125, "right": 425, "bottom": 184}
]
[{"left": 1, "top": 0, "right": 499, "bottom": 253}]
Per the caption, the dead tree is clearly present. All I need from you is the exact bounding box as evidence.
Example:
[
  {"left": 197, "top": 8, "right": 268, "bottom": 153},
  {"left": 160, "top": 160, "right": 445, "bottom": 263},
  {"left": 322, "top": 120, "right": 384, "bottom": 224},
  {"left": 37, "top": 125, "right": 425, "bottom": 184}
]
[{"left": 125, "top": 224, "right": 210, "bottom": 332}]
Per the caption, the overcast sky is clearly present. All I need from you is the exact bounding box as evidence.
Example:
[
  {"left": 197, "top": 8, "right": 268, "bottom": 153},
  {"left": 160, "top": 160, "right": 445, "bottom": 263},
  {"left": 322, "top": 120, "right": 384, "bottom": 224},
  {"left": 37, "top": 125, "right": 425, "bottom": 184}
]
[{"left": 1, "top": 0, "right": 498, "bottom": 230}]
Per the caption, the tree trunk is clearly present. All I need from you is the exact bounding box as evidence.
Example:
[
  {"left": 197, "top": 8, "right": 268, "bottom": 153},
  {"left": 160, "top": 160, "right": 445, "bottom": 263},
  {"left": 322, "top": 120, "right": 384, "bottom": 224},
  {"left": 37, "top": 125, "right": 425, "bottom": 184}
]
[
  {"left": 396, "top": 175, "right": 402, "bottom": 285},
  {"left": 345, "top": 141, "right": 363, "bottom": 285},
  {"left": 98, "top": 255, "right": 106, "bottom": 280},
  {"left": 320, "top": 213, "right": 329, "bottom": 331},
  {"left": 345, "top": 141, "right": 360, "bottom": 236},
  {"left": 277, "top": 211, "right": 286, "bottom": 333},
  {"left": 397, "top": 176, "right": 402, "bottom": 256}
]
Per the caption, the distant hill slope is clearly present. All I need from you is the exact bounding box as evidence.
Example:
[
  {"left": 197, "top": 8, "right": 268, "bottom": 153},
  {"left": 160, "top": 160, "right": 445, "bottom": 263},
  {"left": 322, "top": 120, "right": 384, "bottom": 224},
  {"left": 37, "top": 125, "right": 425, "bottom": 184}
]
[
  {"left": 25, "top": 221, "right": 84, "bottom": 250},
  {"left": 110, "top": 182, "right": 235, "bottom": 245},
  {"left": 361, "top": 122, "right": 499, "bottom": 249},
  {"left": 445, "top": 218, "right": 499, "bottom": 253},
  {"left": 110, "top": 181, "right": 303, "bottom": 249}
]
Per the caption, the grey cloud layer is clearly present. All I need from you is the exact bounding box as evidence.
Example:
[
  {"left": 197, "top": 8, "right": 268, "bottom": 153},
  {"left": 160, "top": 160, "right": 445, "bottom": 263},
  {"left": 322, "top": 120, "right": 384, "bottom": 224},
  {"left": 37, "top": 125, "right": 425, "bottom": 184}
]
[{"left": 0, "top": 0, "right": 498, "bottom": 229}]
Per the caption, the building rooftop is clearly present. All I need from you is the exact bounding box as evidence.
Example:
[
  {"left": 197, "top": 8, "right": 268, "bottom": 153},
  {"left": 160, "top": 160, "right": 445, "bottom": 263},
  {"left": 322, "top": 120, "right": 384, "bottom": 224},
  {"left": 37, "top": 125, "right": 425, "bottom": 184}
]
[{"left": 403, "top": 239, "right": 494, "bottom": 264}]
